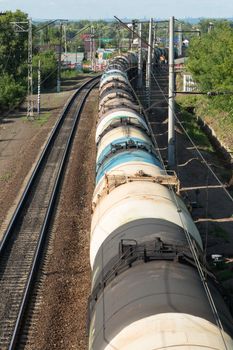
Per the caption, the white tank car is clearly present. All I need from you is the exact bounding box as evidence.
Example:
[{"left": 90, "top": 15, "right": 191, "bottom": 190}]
[{"left": 88, "top": 53, "right": 233, "bottom": 350}]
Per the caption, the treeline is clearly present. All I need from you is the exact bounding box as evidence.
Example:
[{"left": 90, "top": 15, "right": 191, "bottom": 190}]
[
  {"left": 0, "top": 10, "right": 28, "bottom": 111},
  {"left": 33, "top": 20, "right": 131, "bottom": 52},
  {"left": 188, "top": 22, "right": 233, "bottom": 112},
  {"left": 1, "top": 11, "right": 232, "bottom": 113},
  {"left": 0, "top": 10, "right": 57, "bottom": 112}
]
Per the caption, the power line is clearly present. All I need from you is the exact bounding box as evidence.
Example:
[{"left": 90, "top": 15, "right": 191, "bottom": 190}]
[
  {"left": 150, "top": 69, "right": 233, "bottom": 202},
  {"left": 114, "top": 16, "right": 154, "bottom": 50},
  {"left": 175, "top": 91, "right": 233, "bottom": 96},
  {"left": 33, "top": 19, "right": 62, "bottom": 33},
  {"left": 143, "top": 68, "right": 230, "bottom": 348}
]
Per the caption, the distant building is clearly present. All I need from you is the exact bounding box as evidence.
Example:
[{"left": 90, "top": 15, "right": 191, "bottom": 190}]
[
  {"left": 84, "top": 39, "right": 96, "bottom": 60},
  {"left": 37, "top": 44, "right": 60, "bottom": 53},
  {"left": 174, "top": 57, "right": 188, "bottom": 72}
]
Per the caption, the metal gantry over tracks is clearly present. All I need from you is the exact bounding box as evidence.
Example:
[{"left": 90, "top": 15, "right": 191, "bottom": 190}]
[{"left": 0, "top": 76, "right": 100, "bottom": 350}]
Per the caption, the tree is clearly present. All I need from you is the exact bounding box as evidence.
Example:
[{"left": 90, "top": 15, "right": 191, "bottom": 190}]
[
  {"left": 0, "top": 10, "right": 28, "bottom": 111},
  {"left": 33, "top": 51, "right": 57, "bottom": 89},
  {"left": 0, "top": 73, "right": 26, "bottom": 110},
  {"left": 187, "top": 22, "right": 233, "bottom": 111},
  {"left": 0, "top": 10, "right": 28, "bottom": 78}
]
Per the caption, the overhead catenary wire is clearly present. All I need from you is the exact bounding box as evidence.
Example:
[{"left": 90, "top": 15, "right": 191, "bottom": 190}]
[
  {"left": 150, "top": 69, "right": 233, "bottom": 202},
  {"left": 130, "top": 65, "right": 230, "bottom": 349},
  {"left": 148, "top": 67, "right": 230, "bottom": 349},
  {"left": 33, "top": 19, "right": 60, "bottom": 33},
  {"left": 128, "top": 81, "right": 166, "bottom": 169},
  {"left": 114, "top": 16, "right": 155, "bottom": 51}
]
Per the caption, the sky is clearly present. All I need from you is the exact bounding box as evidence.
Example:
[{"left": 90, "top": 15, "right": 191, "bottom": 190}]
[{"left": 0, "top": 0, "right": 232, "bottom": 20}]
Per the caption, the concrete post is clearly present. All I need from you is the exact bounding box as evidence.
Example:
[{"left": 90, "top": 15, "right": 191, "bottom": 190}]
[
  {"left": 57, "top": 22, "right": 62, "bottom": 93},
  {"left": 137, "top": 22, "right": 143, "bottom": 89},
  {"left": 168, "top": 16, "right": 175, "bottom": 167},
  {"left": 37, "top": 60, "right": 41, "bottom": 116},
  {"left": 178, "top": 23, "right": 182, "bottom": 56},
  {"left": 146, "top": 18, "right": 153, "bottom": 106},
  {"left": 27, "top": 18, "right": 33, "bottom": 118}
]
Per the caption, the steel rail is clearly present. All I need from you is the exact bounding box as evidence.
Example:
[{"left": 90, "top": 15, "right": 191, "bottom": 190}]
[
  {"left": 0, "top": 75, "right": 100, "bottom": 350},
  {"left": 0, "top": 75, "right": 99, "bottom": 254}
]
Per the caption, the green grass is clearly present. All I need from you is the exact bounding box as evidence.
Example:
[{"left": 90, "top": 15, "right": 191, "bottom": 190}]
[
  {"left": 61, "top": 69, "right": 81, "bottom": 79},
  {"left": 21, "top": 112, "right": 51, "bottom": 126},
  {"left": 34, "top": 112, "right": 51, "bottom": 126},
  {"left": 176, "top": 91, "right": 233, "bottom": 152},
  {"left": 176, "top": 93, "right": 200, "bottom": 109},
  {"left": 177, "top": 105, "right": 213, "bottom": 152}
]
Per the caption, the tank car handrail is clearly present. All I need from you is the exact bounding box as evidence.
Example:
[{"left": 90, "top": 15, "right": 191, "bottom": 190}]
[
  {"left": 89, "top": 239, "right": 203, "bottom": 316},
  {"left": 92, "top": 172, "right": 180, "bottom": 209},
  {"left": 96, "top": 142, "right": 157, "bottom": 172},
  {"left": 96, "top": 120, "right": 150, "bottom": 145}
]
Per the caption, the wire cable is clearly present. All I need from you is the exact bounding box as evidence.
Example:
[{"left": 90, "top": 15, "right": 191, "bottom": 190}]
[
  {"left": 133, "top": 66, "right": 230, "bottom": 349},
  {"left": 150, "top": 69, "right": 233, "bottom": 203}
]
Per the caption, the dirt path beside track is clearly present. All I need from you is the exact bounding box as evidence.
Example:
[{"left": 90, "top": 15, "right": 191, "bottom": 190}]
[{"left": 0, "top": 76, "right": 91, "bottom": 240}]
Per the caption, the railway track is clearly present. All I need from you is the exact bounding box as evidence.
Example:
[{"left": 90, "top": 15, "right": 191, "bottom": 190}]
[{"left": 0, "top": 75, "right": 100, "bottom": 350}]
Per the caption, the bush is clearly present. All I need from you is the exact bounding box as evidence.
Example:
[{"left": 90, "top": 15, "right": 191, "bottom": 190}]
[
  {"left": 33, "top": 51, "right": 57, "bottom": 90},
  {"left": 0, "top": 74, "right": 26, "bottom": 111},
  {"left": 188, "top": 23, "right": 233, "bottom": 112}
]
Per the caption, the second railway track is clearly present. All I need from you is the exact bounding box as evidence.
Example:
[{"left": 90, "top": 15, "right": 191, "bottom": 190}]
[{"left": 0, "top": 75, "right": 100, "bottom": 350}]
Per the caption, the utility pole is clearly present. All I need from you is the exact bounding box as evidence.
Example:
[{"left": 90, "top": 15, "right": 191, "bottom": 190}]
[
  {"left": 168, "top": 16, "right": 175, "bottom": 168},
  {"left": 152, "top": 23, "right": 156, "bottom": 59},
  {"left": 131, "top": 19, "right": 137, "bottom": 49},
  {"left": 63, "top": 23, "right": 67, "bottom": 66},
  {"left": 28, "top": 18, "right": 33, "bottom": 118},
  {"left": 57, "top": 22, "right": 62, "bottom": 93},
  {"left": 11, "top": 19, "right": 34, "bottom": 118},
  {"left": 165, "top": 26, "right": 169, "bottom": 48},
  {"left": 90, "top": 26, "right": 92, "bottom": 70},
  {"left": 37, "top": 60, "right": 41, "bottom": 115},
  {"left": 91, "top": 25, "right": 95, "bottom": 71},
  {"left": 146, "top": 18, "right": 153, "bottom": 106},
  {"left": 117, "top": 26, "right": 121, "bottom": 53},
  {"left": 178, "top": 23, "right": 183, "bottom": 57},
  {"left": 137, "top": 22, "right": 143, "bottom": 89},
  {"left": 99, "top": 28, "right": 101, "bottom": 49}
]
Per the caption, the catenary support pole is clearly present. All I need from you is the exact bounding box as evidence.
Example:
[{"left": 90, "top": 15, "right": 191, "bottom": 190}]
[
  {"left": 37, "top": 60, "right": 41, "bottom": 116},
  {"left": 152, "top": 22, "right": 156, "bottom": 59},
  {"left": 137, "top": 22, "right": 143, "bottom": 89},
  {"left": 57, "top": 22, "right": 62, "bottom": 93},
  {"left": 10, "top": 20, "right": 34, "bottom": 118},
  {"left": 27, "top": 18, "right": 33, "bottom": 118},
  {"left": 63, "top": 23, "right": 67, "bottom": 66},
  {"left": 168, "top": 16, "right": 175, "bottom": 167},
  {"left": 37, "top": 60, "right": 41, "bottom": 115},
  {"left": 178, "top": 23, "right": 182, "bottom": 57},
  {"left": 90, "top": 25, "right": 94, "bottom": 71},
  {"left": 146, "top": 18, "right": 153, "bottom": 106}
]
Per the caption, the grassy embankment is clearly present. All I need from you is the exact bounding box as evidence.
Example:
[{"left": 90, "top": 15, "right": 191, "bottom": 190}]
[
  {"left": 176, "top": 73, "right": 233, "bottom": 153},
  {"left": 175, "top": 74, "right": 233, "bottom": 283}
]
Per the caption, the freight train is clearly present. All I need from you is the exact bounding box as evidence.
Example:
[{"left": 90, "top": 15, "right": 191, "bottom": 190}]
[{"left": 88, "top": 52, "right": 233, "bottom": 349}]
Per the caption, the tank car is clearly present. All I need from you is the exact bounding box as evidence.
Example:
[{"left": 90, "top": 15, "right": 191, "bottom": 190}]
[{"left": 88, "top": 52, "right": 233, "bottom": 350}]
